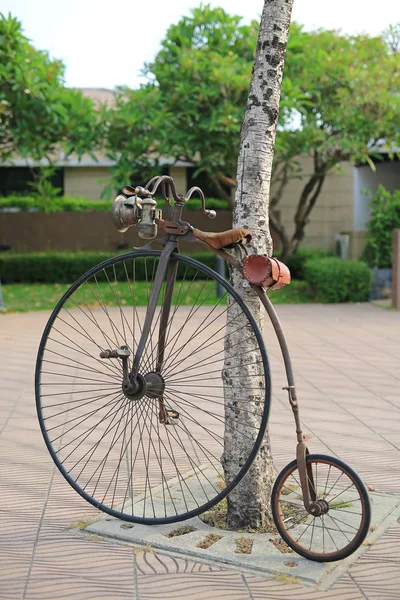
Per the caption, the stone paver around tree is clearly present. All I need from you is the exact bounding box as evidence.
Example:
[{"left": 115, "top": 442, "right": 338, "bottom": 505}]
[{"left": 0, "top": 303, "right": 399, "bottom": 599}]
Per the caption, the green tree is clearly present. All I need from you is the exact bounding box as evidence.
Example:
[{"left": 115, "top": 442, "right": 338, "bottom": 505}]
[
  {"left": 271, "top": 23, "right": 400, "bottom": 260},
  {"left": 104, "top": 8, "right": 400, "bottom": 260},
  {"left": 0, "top": 13, "right": 101, "bottom": 163},
  {"left": 103, "top": 4, "right": 261, "bottom": 199}
]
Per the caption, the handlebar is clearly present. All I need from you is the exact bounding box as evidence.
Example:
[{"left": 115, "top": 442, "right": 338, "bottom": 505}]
[
  {"left": 124, "top": 175, "right": 216, "bottom": 219},
  {"left": 113, "top": 175, "right": 217, "bottom": 237}
]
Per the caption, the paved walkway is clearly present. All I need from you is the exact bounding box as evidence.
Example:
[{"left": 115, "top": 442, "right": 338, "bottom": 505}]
[{"left": 1, "top": 303, "right": 399, "bottom": 599}]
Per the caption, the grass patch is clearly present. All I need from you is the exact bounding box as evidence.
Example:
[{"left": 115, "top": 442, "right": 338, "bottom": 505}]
[
  {"left": 164, "top": 525, "right": 196, "bottom": 538},
  {"left": 329, "top": 500, "right": 353, "bottom": 510},
  {"left": 200, "top": 497, "right": 276, "bottom": 534},
  {"left": 86, "top": 534, "right": 105, "bottom": 543},
  {"left": 267, "top": 280, "right": 314, "bottom": 304},
  {"left": 1, "top": 280, "right": 314, "bottom": 314},
  {"left": 132, "top": 544, "right": 153, "bottom": 555},
  {"left": 274, "top": 573, "right": 299, "bottom": 585},
  {"left": 235, "top": 538, "right": 253, "bottom": 554},
  {"left": 371, "top": 299, "right": 397, "bottom": 311},
  {"left": 269, "top": 537, "right": 294, "bottom": 554},
  {"left": 199, "top": 498, "right": 229, "bottom": 530},
  {"left": 281, "top": 502, "right": 308, "bottom": 526},
  {"left": 69, "top": 517, "right": 98, "bottom": 530},
  {"left": 196, "top": 533, "right": 222, "bottom": 549},
  {"left": 281, "top": 484, "right": 299, "bottom": 495}
]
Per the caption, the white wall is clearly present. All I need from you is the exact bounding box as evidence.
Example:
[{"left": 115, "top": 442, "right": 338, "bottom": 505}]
[{"left": 64, "top": 167, "right": 113, "bottom": 200}]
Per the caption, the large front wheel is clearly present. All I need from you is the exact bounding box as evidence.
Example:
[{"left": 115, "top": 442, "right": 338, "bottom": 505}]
[
  {"left": 35, "top": 250, "right": 271, "bottom": 524},
  {"left": 271, "top": 454, "right": 371, "bottom": 562}
]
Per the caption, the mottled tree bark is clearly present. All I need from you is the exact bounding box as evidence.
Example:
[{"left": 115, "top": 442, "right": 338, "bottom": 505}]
[{"left": 222, "top": 0, "right": 293, "bottom": 530}]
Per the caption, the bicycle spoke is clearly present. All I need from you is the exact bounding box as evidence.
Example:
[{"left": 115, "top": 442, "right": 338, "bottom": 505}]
[
  {"left": 273, "top": 457, "right": 369, "bottom": 560},
  {"left": 36, "top": 251, "right": 269, "bottom": 523}
]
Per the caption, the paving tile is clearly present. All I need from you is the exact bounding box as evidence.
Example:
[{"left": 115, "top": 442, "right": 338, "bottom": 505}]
[
  {"left": 134, "top": 550, "right": 222, "bottom": 576},
  {"left": 137, "top": 571, "right": 251, "bottom": 600},
  {"left": 1, "top": 304, "right": 400, "bottom": 599},
  {"left": 245, "top": 573, "right": 363, "bottom": 599}
]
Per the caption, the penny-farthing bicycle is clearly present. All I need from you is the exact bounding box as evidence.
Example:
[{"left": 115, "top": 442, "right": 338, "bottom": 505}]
[{"left": 35, "top": 175, "right": 371, "bottom": 562}]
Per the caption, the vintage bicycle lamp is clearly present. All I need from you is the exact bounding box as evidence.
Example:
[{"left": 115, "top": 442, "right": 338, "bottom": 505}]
[{"left": 112, "top": 185, "right": 162, "bottom": 239}]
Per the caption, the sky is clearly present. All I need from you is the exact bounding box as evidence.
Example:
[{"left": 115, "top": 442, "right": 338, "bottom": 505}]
[{"left": 3, "top": 0, "right": 399, "bottom": 90}]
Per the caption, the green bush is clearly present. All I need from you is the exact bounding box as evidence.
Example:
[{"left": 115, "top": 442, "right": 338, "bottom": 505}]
[
  {"left": 183, "top": 197, "right": 230, "bottom": 211},
  {"left": 0, "top": 195, "right": 230, "bottom": 213},
  {"left": 0, "top": 196, "right": 36, "bottom": 210},
  {"left": 0, "top": 195, "right": 113, "bottom": 213},
  {"left": 304, "top": 257, "right": 372, "bottom": 303},
  {"left": 362, "top": 185, "right": 400, "bottom": 268},
  {"left": 276, "top": 247, "right": 333, "bottom": 280},
  {"left": 0, "top": 251, "right": 217, "bottom": 283}
]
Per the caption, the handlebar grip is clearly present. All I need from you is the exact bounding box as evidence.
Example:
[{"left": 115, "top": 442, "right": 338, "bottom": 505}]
[{"left": 205, "top": 210, "right": 216, "bottom": 219}]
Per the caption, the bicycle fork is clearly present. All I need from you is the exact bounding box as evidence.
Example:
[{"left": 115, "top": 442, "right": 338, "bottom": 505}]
[
  {"left": 253, "top": 285, "right": 323, "bottom": 516},
  {"left": 100, "top": 239, "right": 180, "bottom": 424}
]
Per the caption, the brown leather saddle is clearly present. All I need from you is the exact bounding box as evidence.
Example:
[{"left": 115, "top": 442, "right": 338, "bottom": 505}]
[{"left": 193, "top": 227, "right": 252, "bottom": 249}]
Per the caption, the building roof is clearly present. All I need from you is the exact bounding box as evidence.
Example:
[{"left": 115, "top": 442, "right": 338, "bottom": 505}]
[{"left": 78, "top": 87, "right": 116, "bottom": 107}]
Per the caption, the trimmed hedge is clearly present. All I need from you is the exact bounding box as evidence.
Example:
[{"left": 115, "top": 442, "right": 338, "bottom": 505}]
[
  {"left": 0, "top": 251, "right": 218, "bottom": 284},
  {"left": 0, "top": 195, "right": 230, "bottom": 213},
  {"left": 0, "top": 195, "right": 113, "bottom": 213},
  {"left": 278, "top": 247, "right": 333, "bottom": 280},
  {"left": 304, "top": 258, "right": 372, "bottom": 303}
]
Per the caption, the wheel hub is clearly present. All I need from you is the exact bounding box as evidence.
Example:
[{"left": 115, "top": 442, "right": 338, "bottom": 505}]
[
  {"left": 122, "top": 371, "right": 165, "bottom": 401},
  {"left": 310, "top": 498, "right": 330, "bottom": 516},
  {"left": 144, "top": 371, "right": 165, "bottom": 398},
  {"left": 122, "top": 373, "right": 146, "bottom": 400}
]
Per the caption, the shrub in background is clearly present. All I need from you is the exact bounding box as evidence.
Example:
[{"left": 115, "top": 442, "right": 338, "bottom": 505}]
[
  {"left": 362, "top": 185, "right": 400, "bottom": 268},
  {"left": 279, "top": 247, "right": 333, "bottom": 280},
  {"left": 0, "top": 195, "right": 230, "bottom": 213},
  {"left": 0, "top": 195, "right": 112, "bottom": 212},
  {"left": 0, "top": 251, "right": 217, "bottom": 284},
  {"left": 304, "top": 257, "right": 372, "bottom": 303}
]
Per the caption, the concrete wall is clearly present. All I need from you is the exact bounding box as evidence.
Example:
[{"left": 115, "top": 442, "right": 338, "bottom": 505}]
[
  {"left": 270, "top": 156, "right": 355, "bottom": 252},
  {"left": 55, "top": 160, "right": 362, "bottom": 255},
  {"left": 169, "top": 166, "right": 187, "bottom": 195},
  {"left": 64, "top": 167, "right": 113, "bottom": 200},
  {"left": 0, "top": 211, "right": 235, "bottom": 253}
]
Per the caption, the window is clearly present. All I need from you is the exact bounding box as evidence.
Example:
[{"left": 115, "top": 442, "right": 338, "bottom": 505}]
[{"left": 0, "top": 167, "right": 64, "bottom": 196}]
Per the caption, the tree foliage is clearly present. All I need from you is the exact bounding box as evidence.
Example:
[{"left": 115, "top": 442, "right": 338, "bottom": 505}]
[
  {"left": 104, "top": 6, "right": 400, "bottom": 259},
  {"left": 362, "top": 185, "right": 400, "bottom": 268},
  {"left": 103, "top": 5, "right": 260, "bottom": 197},
  {"left": 273, "top": 23, "right": 400, "bottom": 259},
  {"left": 0, "top": 13, "right": 101, "bottom": 162}
]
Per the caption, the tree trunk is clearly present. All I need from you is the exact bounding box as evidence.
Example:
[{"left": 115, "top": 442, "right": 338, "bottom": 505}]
[
  {"left": 222, "top": 0, "right": 294, "bottom": 530},
  {"left": 211, "top": 174, "right": 234, "bottom": 207},
  {"left": 269, "top": 152, "right": 328, "bottom": 262}
]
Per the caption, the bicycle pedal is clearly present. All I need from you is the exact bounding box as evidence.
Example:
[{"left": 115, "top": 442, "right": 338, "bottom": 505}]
[{"left": 167, "top": 410, "right": 179, "bottom": 419}]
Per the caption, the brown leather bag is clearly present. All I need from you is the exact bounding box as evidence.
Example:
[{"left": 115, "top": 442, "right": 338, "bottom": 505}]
[{"left": 242, "top": 255, "right": 291, "bottom": 290}]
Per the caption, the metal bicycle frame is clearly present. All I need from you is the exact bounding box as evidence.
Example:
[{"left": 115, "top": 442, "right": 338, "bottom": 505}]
[{"left": 117, "top": 188, "right": 316, "bottom": 515}]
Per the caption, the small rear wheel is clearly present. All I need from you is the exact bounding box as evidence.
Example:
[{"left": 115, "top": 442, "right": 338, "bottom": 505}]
[{"left": 271, "top": 454, "right": 371, "bottom": 562}]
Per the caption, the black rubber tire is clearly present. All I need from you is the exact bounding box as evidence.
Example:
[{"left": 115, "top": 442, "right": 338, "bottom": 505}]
[
  {"left": 35, "top": 250, "right": 271, "bottom": 524},
  {"left": 271, "top": 454, "right": 371, "bottom": 562}
]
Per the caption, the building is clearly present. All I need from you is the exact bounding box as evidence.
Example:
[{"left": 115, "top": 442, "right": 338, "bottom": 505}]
[{"left": 1, "top": 88, "right": 399, "bottom": 258}]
